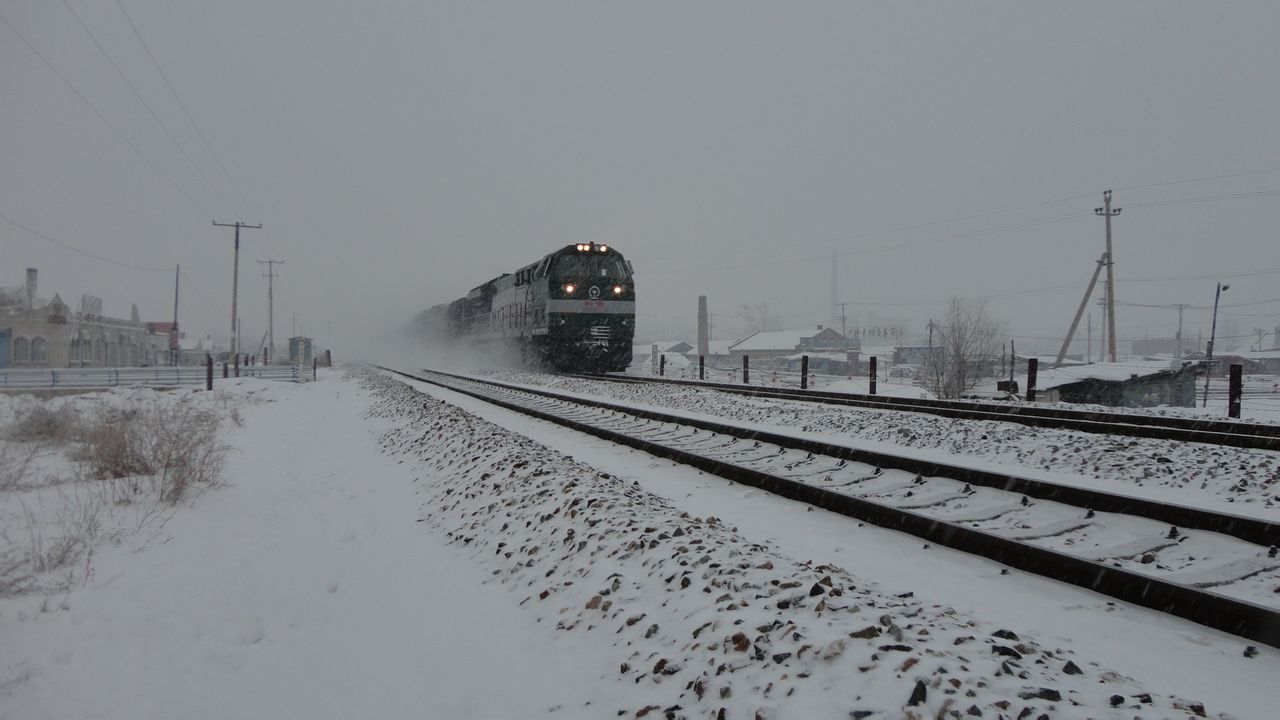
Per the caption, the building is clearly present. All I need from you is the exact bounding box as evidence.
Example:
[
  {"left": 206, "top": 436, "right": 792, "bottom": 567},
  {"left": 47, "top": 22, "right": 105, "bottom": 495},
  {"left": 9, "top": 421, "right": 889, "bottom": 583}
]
[
  {"left": 0, "top": 268, "right": 168, "bottom": 369},
  {"left": 1022, "top": 361, "right": 1205, "bottom": 408},
  {"left": 729, "top": 326, "right": 853, "bottom": 364}
]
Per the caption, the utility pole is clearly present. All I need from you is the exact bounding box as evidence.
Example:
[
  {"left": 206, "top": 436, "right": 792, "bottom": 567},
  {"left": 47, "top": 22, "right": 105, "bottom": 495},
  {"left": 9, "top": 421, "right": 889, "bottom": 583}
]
[
  {"left": 830, "top": 250, "right": 839, "bottom": 329},
  {"left": 1087, "top": 313, "right": 1092, "bottom": 363},
  {"left": 258, "top": 258, "right": 284, "bottom": 363},
  {"left": 1096, "top": 293, "right": 1108, "bottom": 361},
  {"left": 840, "top": 302, "right": 848, "bottom": 339},
  {"left": 697, "top": 296, "right": 709, "bottom": 358},
  {"left": 1053, "top": 253, "right": 1107, "bottom": 367},
  {"left": 212, "top": 221, "right": 262, "bottom": 359},
  {"left": 1173, "top": 304, "right": 1190, "bottom": 358},
  {"left": 1094, "top": 191, "right": 1121, "bottom": 362},
  {"left": 171, "top": 265, "right": 180, "bottom": 366}
]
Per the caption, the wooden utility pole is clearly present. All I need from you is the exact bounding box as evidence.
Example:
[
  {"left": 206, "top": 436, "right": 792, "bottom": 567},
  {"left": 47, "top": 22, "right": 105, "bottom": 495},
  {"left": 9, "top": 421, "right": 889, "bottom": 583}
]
[
  {"left": 171, "top": 265, "right": 180, "bottom": 366},
  {"left": 258, "top": 258, "right": 284, "bottom": 363},
  {"left": 212, "top": 221, "right": 262, "bottom": 359},
  {"left": 697, "top": 295, "right": 709, "bottom": 358},
  {"left": 829, "top": 250, "right": 839, "bottom": 329},
  {"left": 1094, "top": 191, "right": 1121, "bottom": 361},
  {"left": 1174, "top": 304, "right": 1190, "bottom": 358}
]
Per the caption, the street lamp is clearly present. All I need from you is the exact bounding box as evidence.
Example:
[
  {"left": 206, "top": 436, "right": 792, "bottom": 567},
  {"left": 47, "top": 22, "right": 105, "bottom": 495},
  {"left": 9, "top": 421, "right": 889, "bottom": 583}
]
[{"left": 1202, "top": 282, "right": 1230, "bottom": 408}]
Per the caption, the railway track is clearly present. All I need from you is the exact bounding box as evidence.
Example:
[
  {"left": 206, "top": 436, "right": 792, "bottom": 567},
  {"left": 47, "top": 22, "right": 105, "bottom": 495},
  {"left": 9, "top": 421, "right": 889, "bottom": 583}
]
[
  {"left": 570, "top": 372, "right": 1280, "bottom": 452},
  {"left": 379, "top": 366, "right": 1280, "bottom": 647}
]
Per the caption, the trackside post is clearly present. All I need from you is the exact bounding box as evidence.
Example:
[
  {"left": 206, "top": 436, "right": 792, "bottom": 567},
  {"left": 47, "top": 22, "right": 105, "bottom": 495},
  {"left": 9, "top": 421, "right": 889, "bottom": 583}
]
[
  {"left": 699, "top": 355, "right": 705, "bottom": 380},
  {"left": 800, "top": 355, "right": 809, "bottom": 389},
  {"left": 1026, "top": 358, "right": 1039, "bottom": 402},
  {"left": 869, "top": 356, "right": 878, "bottom": 395},
  {"left": 742, "top": 355, "right": 749, "bottom": 384},
  {"left": 1229, "top": 364, "right": 1242, "bottom": 418},
  {"left": 205, "top": 354, "right": 213, "bottom": 391}
]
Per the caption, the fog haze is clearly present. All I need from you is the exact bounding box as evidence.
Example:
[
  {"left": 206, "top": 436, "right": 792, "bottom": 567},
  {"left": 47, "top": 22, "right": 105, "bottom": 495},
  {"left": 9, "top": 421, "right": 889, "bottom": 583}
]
[{"left": 4, "top": 1, "right": 1278, "bottom": 358}]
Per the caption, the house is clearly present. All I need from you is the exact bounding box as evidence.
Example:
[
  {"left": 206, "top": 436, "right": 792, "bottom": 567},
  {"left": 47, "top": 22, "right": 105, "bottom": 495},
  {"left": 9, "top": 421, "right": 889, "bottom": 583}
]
[
  {"left": 729, "top": 326, "right": 852, "bottom": 364},
  {"left": 1020, "top": 360, "right": 1205, "bottom": 407},
  {"left": 783, "top": 351, "right": 854, "bottom": 375},
  {"left": 1236, "top": 350, "right": 1280, "bottom": 376}
]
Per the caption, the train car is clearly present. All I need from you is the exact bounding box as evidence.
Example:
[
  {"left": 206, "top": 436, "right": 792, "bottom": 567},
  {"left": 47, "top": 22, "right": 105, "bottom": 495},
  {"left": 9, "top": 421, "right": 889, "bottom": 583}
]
[{"left": 416, "top": 243, "right": 635, "bottom": 372}]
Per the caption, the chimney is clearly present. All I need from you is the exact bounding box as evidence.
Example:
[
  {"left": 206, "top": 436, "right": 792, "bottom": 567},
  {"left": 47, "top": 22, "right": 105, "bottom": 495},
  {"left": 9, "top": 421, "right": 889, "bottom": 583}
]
[
  {"left": 25, "top": 268, "right": 37, "bottom": 309},
  {"left": 817, "top": 324, "right": 824, "bottom": 331}
]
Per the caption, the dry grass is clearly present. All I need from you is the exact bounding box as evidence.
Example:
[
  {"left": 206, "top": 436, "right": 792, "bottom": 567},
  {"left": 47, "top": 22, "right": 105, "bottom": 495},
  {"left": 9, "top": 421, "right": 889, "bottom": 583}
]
[
  {"left": 76, "top": 399, "right": 226, "bottom": 503},
  {"left": 0, "top": 395, "right": 230, "bottom": 597}
]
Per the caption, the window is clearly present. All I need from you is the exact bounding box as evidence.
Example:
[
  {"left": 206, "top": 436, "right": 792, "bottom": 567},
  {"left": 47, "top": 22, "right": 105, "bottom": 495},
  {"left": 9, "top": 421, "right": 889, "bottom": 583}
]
[
  {"left": 552, "top": 255, "right": 628, "bottom": 279},
  {"left": 31, "top": 337, "right": 47, "bottom": 363},
  {"left": 13, "top": 336, "right": 29, "bottom": 363}
]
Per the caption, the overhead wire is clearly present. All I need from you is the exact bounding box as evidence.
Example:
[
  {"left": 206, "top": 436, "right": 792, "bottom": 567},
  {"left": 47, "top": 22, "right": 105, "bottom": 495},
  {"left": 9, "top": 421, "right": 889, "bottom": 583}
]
[
  {"left": 0, "top": 9, "right": 213, "bottom": 219},
  {"left": 58, "top": 0, "right": 236, "bottom": 218},
  {"left": 111, "top": 0, "right": 257, "bottom": 221},
  {"left": 1, "top": 210, "right": 172, "bottom": 272}
]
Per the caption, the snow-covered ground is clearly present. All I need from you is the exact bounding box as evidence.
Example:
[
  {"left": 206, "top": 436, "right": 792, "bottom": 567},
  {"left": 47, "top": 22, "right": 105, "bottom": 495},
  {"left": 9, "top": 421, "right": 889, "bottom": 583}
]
[{"left": 2, "top": 368, "right": 1276, "bottom": 718}]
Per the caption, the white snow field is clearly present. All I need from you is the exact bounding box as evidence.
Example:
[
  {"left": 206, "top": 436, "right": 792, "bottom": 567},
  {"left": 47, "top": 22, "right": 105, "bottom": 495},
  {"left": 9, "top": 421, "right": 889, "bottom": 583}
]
[{"left": 1, "top": 367, "right": 1275, "bottom": 719}]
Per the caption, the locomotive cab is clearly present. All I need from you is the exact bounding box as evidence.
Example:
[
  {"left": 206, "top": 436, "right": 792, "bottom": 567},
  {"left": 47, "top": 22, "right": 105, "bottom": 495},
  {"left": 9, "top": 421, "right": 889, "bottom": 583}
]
[{"left": 543, "top": 243, "right": 635, "bottom": 372}]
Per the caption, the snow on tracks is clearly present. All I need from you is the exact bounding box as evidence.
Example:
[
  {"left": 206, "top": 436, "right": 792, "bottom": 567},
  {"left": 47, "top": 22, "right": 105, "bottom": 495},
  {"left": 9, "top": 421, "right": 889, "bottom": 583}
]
[{"left": 361, "top": 368, "right": 1221, "bottom": 719}]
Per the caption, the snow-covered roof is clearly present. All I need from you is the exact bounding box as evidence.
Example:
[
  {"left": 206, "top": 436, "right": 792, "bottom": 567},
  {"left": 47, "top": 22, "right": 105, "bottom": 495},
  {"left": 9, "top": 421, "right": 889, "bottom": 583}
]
[
  {"left": 1026, "top": 360, "right": 1197, "bottom": 391},
  {"left": 782, "top": 351, "right": 849, "bottom": 361},
  {"left": 730, "top": 328, "right": 812, "bottom": 352},
  {"left": 705, "top": 339, "right": 733, "bottom": 356},
  {"left": 858, "top": 345, "right": 896, "bottom": 358},
  {"left": 1237, "top": 349, "right": 1280, "bottom": 360}
]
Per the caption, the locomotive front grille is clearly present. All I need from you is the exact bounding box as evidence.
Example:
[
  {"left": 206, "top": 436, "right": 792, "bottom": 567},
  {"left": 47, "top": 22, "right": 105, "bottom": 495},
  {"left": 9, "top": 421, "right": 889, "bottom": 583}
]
[{"left": 588, "top": 325, "right": 612, "bottom": 339}]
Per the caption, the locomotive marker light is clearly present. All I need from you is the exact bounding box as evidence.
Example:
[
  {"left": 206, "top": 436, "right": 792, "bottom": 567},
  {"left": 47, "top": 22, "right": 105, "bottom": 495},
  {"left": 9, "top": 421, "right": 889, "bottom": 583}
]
[
  {"left": 563, "top": 283, "right": 576, "bottom": 294},
  {"left": 613, "top": 285, "right": 624, "bottom": 295}
]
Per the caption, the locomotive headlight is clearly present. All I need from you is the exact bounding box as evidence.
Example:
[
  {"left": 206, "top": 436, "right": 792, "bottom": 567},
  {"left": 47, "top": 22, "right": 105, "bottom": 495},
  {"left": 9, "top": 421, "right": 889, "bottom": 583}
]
[
  {"left": 562, "top": 283, "right": 576, "bottom": 294},
  {"left": 599, "top": 245, "right": 608, "bottom": 253},
  {"left": 612, "top": 285, "right": 624, "bottom": 295}
]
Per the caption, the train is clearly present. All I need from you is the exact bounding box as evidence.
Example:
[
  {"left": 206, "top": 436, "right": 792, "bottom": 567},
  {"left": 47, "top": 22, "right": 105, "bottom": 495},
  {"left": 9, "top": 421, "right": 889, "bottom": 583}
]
[{"left": 415, "top": 243, "right": 636, "bottom": 372}]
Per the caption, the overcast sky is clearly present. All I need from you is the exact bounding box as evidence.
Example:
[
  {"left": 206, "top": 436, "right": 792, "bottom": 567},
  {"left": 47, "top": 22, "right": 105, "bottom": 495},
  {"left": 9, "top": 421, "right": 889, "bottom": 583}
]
[{"left": 3, "top": 1, "right": 1278, "bottom": 357}]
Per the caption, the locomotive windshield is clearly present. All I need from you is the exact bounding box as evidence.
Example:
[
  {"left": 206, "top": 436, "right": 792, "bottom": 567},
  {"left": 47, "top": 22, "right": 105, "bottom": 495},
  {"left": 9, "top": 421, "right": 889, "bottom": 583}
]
[{"left": 552, "top": 254, "right": 628, "bottom": 279}]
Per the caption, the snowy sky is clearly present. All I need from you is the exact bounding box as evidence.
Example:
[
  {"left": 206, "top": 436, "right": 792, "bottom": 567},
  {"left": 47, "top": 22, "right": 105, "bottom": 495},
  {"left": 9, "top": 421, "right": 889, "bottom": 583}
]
[{"left": 3, "top": 1, "right": 1279, "bottom": 355}]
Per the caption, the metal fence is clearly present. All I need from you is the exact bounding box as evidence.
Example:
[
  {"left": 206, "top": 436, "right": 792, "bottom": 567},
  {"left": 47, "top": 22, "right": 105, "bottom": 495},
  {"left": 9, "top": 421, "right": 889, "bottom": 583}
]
[{"left": 0, "top": 364, "right": 305, "bottom": 389}]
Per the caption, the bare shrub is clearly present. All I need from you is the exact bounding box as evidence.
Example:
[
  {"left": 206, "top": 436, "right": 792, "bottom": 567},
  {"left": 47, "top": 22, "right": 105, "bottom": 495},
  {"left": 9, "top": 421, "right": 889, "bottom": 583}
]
[
  {"left": 6, "top": 403, "right": 79, "bottom": 444},
  {"left": 0, "top": 489, "right": 103, "bottom": 596},
  {"left": 78, "top": 399, "right": 226, "bottom": 503},
  {"left": 0, "top": 442, "right": 41, "bottom": 491},
  {"left": 140, "top": 401, "right": 226, "bottom": 503},
  {"left": 78, "top": 407, "right": 152, "bottom": 480}
]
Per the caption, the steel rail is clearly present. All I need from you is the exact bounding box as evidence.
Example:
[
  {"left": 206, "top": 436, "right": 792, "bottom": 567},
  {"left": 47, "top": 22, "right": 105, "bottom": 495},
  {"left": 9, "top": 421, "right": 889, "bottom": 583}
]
[
  {"left": 380, "top": 365, "right": 1280, "bottom": 647},
  {"left": 571, "top": 373, "right": 1280, "bottom": 451}
]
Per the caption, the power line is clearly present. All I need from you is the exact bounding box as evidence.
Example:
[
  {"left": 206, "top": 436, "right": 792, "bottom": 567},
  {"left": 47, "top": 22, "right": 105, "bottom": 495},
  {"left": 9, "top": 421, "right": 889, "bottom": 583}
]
[
  {"left": 1, "top": 211, "right": 170, "bottom": 271},
  {"left": 1125, "top": 187, "right": 1280, "bottom": 209},
  {"left": 1115, "top": 166, "right": 1280, "bottom": 193},
  {"left": 58, "top": 0, "right": 236, "bottom": 217},
  {"left": 177, "top": 268, "right": 228, "bottom": 320},
  {"left": 112, "top": 0, "right": 257, "bottom": 220},
  {"left": 0, "top": 9, "right": 212, "bottom": 218}
]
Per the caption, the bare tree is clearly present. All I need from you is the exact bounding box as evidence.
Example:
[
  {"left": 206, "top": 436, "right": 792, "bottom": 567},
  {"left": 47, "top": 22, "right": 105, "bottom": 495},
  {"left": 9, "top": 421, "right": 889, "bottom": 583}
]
[
  {"left": 924, "top": 297, "right": 1002, "bottom": 399},
  {"left": 737, "top": 302, "right": 781, "bottom": 333}
]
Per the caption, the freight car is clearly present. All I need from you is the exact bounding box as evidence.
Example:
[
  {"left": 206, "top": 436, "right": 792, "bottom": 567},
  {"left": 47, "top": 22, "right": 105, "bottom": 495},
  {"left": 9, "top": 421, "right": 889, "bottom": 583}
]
[{"left": 416, "top": 243, "right": 635, "bottom": 372}]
